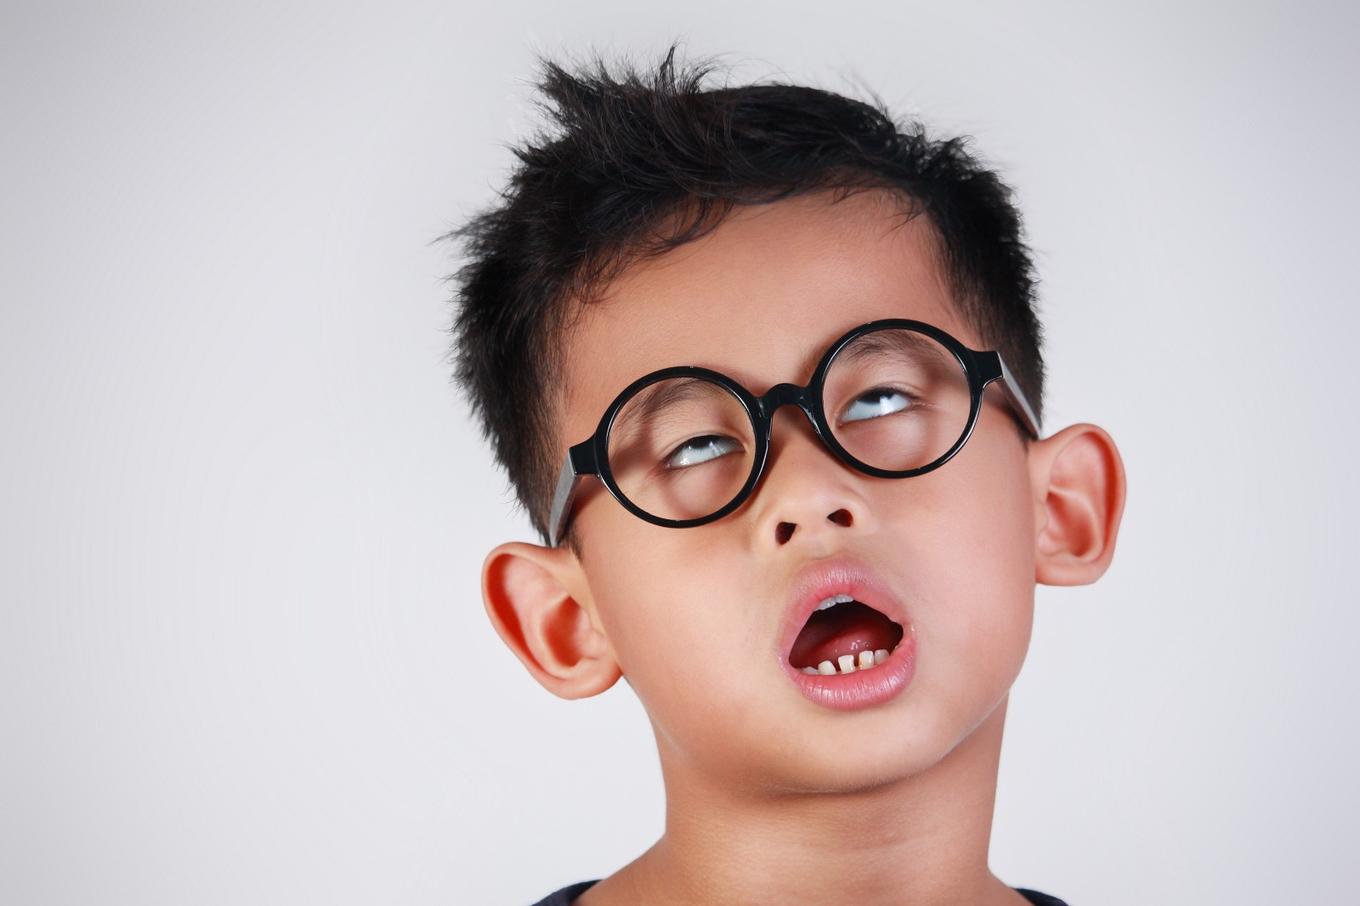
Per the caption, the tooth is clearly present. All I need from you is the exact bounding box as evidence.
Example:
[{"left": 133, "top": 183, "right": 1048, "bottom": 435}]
[
  {"left": 801, "top": 666, "right": 820, "bottom": 675},
  {"left": 858, "top": 650, "right": 875, "bottom": 669},
  {"left": 817, "top": 660, "right": 837, "bottom": 675},
  {"left": 874, "top": 648, "right": 889, "bottom": 665},
  {"left": 816, "top": 593, "right": 857, "bottom": 612},
  {"left": 837, "top": 654, "right": 857, "bottom": 673}
]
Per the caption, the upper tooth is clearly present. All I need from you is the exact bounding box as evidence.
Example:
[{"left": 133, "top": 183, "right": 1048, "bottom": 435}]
[{"left": 816, "top": 593, "right": 855, "bottom": 611}]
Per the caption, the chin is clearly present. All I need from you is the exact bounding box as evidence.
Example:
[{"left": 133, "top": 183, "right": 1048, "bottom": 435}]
[{"left": 756, "top": 728, "right": 955, "bottom": 795}]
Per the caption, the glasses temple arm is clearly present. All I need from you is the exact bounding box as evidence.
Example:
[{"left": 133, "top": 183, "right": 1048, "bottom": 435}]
[
  {"left": 547, "top": 442, "right": 596, "bottom": 547},
  {"left": 992, "top": 353, "right": 1042, "bottom": 440}
]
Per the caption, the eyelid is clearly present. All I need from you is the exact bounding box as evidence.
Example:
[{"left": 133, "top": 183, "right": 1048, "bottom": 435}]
[
  {"left": 837, "top": 386, "right": 912, "bottom": 423},
  {"left": 663, "top": 433, "right": 740, "bottom": 469}
]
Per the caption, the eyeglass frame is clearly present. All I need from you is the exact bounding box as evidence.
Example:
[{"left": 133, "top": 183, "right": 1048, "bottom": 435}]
[{"left": 546, "top": 317, "right": 1042, "bottom": 547}]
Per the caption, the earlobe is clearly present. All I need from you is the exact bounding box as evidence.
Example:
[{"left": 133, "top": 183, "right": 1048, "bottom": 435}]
[
  {"left": 481, "top": 541, "right": 622, "bottom": 699},
  {"left": 1029, "top": 423, "right": 1128, "bottom": 587}
]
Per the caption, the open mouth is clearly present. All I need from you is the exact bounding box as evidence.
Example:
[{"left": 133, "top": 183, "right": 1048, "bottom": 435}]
[{"left": 788, "top": 595, "right": 906, "bottom": 675}]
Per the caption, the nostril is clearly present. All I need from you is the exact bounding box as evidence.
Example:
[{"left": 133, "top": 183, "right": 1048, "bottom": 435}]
[{"left": 775, "top": 509, "right": 853, "bottom": 544}]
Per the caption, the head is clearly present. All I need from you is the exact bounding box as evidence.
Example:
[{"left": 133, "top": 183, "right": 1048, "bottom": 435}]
[{"left": 445, "top": 47, "right": 1125, "bottom": 793}]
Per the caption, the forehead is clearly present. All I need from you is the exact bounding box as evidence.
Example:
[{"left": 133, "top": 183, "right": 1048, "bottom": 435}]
[{"left": 558, "top": 189, "right": 978, "bottom": 444}]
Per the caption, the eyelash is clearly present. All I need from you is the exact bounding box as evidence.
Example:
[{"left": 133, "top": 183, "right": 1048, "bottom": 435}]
[{"left": 663, "top": 434, "right": 740, "bottom": 470}]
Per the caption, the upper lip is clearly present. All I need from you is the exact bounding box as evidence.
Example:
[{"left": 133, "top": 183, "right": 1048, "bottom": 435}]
[{"left": 776, "top": 555, "right": 911, "bottom": 665}]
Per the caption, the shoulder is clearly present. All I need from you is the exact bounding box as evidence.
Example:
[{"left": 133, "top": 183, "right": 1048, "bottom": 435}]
[
  {"left": 529, "top": 880, "right": 1062, "bottom": 906},
  {"left": 527, "top": 879, "right": 600, "bottom": 906}
]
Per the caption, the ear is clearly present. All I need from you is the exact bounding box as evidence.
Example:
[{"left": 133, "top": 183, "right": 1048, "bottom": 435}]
[
  {"left": 1027, "top": 422, "right": 1128, "bottom": 587},
  {"left": 480, "top": 541, "right": 622, "bottom": 699}
]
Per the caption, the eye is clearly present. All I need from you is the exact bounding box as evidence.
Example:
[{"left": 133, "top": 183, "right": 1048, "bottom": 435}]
[
  {"left": 663, "top": 434, "right": 742, "bottom": 470},
  {"left": 841, "top": 388, "right": 912, "bottom": 423}
]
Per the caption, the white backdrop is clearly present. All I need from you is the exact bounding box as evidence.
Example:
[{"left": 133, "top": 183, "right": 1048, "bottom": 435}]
[{"left": 3, "top": 2, "right": 1357, "bottom": 904}]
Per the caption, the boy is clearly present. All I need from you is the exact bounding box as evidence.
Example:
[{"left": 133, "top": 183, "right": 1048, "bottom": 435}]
[{"left": 446, "top": 45, "right": 1126, "bottom": 906}]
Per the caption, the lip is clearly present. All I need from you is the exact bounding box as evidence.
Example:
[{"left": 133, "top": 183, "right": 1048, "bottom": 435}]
[{"left": 776, "top": 556, "right": 918, "bottom": 711}]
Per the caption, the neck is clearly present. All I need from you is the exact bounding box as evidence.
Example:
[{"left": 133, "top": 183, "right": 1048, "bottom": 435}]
[{"left": 600, "top": 697, "right": 1020, "bottom": 906}]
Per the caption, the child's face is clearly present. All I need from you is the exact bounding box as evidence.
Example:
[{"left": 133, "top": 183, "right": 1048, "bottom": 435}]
[{"left": 553, "top": 190, "right": 1044, "bottom": 791}]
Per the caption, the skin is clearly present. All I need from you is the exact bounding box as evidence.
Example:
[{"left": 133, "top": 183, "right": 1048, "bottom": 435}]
[{"left": 482, "top": 189, "right": 1127, "bottom": 905}]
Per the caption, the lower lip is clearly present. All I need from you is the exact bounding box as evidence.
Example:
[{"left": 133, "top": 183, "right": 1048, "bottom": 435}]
[{"left": 782, "top": 635, "right": 918, "bottom": 711}]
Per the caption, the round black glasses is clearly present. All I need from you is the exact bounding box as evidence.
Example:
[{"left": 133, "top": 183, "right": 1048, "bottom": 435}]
[{"left": 547, "top": 318, "right": 1041, "bottom": 547}]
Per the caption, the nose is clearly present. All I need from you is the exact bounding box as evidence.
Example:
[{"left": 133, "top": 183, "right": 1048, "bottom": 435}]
[{"left": 753, "top": 404, "right": 876, "bottom": 550}]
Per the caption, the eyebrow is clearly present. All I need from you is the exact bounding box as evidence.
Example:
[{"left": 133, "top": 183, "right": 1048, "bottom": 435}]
[
  {"left": 779, "top": 326, "right": 953, "bottom": 384},
  {"left": 610, "top": 377, "right": 734, "bottom": 441},
  {"left": 830, "top": 328, "right": 952, "bottom": 367}
]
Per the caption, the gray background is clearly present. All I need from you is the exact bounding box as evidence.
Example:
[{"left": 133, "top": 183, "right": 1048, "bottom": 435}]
[{"left": 3, "top": 2, "right": 1357, "bottom": 904}]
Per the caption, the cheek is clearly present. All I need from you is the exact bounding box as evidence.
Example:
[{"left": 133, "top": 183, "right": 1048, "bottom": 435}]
[
  {"left": 580, "top": 521, "right": 781, "bottom": 768},
  {"left": 582, "top": 519, "right": 740, "bottom": 699},
  {"left": 900, "top": 435, "right": 1036, "bottom": 713}
]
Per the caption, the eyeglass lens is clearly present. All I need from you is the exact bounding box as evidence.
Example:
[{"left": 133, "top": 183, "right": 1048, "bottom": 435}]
[{"left": 603, "top": 327, "right": 972, "bottom": 524}]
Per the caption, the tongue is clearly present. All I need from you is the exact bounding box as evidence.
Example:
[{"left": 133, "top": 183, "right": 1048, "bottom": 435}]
[{"left": 789, "top": 601, "right": 903, "bottom": 669}]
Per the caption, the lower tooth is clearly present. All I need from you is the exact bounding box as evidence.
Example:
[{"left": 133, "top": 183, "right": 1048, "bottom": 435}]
[{"left": 801, "top": 647, "right": 896, "bottom": 677}]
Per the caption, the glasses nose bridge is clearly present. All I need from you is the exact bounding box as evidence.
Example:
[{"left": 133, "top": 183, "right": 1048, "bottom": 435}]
[{"left": 756, "top": 381, "right": 819, "bottom": 429}]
